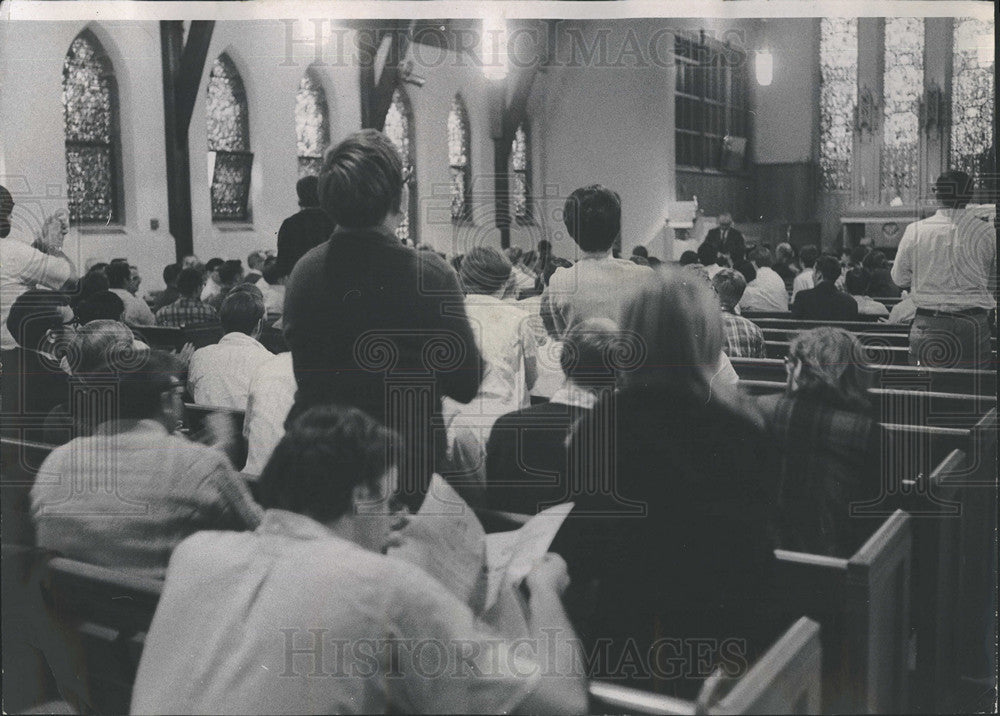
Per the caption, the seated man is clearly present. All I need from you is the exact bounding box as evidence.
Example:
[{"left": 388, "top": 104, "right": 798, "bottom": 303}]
[
  {"left": 844, "top": 268, "right": 889, "bottom": 317},
  {"left": 108, "top": 260, "right": 155, "bottom": 326},
  {"left": 486, "top": 319, "right": 620, "bottom": 513},
  {"left": 131, "top": 405, "right": 587, "bottom": 715},
  {"left": 540, "top": 185, "right": 649, "bottom": 336},
  {"left": 188, "top": 285, "right": 272, "bottom": 409},
  {"left": 697, "top": 241, "right": 724, "bottom": 278},
  {"left": 712, "top": 268, "right": 767, "bottom": 359},
  {"left": 151, "top": 263, "right": 182, "bottom": 313},
  {"left": 244, "top": 250, "right": 266, "bottom": 285},
  {"left": 738, "top": 246, "right": 790, "bottom": 313},
  {"left": 792, "top": 255, "right": 859, "bottom": 320},
  {"left": 206, "top": 260, "right": 245, "bottom": 312},
  {"left": 156, "top": 268, "right": 218, "bottom": 327},
  {"left": 257, "top": 256, "right": 286, "bottom": 316},
  {"left": 30, "top": 350, "right": 261, "bottom": 579},
  {"left": 772, "top": 242, "right": 799, "bottom": 284},
  {"left": 791, "top": 244, "right": 819, "bottom": 301},
  {"left": 200, "top": 257, "right": 226, "bottom": 303}
]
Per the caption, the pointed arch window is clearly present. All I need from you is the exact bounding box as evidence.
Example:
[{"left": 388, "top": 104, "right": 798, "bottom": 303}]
[
  {"left": 383, "top": 88, "right": 417, "bottom": 243},
  {"left": 447, "top": 95, "right": 472, "bottom": 223},
  {"left": 509, "top": 123, "right": 533, "bottom": 224},
  {"left": 951, "top": 17, "right": 995, "bottom": 187},
  {"left": 296, "top": 68, "right": 330, "bottom": 178},
  {"left": 63, "top": 30, "right": 123, "bottom": 224},
  {"left": 207, "top": 54, "right": 252, "bottom": 222},
  {"left": 881, "top": 17, "right": 924, "bottom": 205},
  {"left": 819, "top": 18, "right": 858, "bottom": 191}
]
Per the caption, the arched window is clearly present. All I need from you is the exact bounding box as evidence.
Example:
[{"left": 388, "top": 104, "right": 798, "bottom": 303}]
[
  {"left": 951, "top": 17, "right": 995, "bottom": 186},
  {"left": 447, "top": 94, "right": 472, "bottom": 223},
  {"left": 509, "top": 123, "right": 533, "bottom": 224},
  {"left": 206, "top": 54, "right": 252, "bottom": 222},
  {"left": 819, "top": 18, "right": 858, "bottom": 191},
  {"left": 295, "top": 68, "right": 330, "bottom": 178},
  {"left": 881, "top": 17, "right": 924, "bottom": 205},
  {"left": 63, "top": 30, "right": 123, "bottom": 224},
  {"left": 383, "top": 87, "right": 416, "bottom": 243}
]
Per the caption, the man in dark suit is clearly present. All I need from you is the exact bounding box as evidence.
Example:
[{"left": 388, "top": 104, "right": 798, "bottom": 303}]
[
  {"left": 700, "top": 212, "right": 746, "bottom": 266},
  {"left": 791, "top": 254, "right": 859, "bottom": 320},
  {"left": 276, "top": 175, "right": 335, "bottom": 278},
  {"left": 283, "top": 130, "right": 482, "bottom": 509}
]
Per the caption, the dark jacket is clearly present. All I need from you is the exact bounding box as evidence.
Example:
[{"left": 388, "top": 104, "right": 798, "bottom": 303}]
[
  {"left": 276, "top": 207, "right": 335, "bottom": 278},
  {"left": 282, "top": 227, "right": 483, "bottom": 508},
  {"left": 703, "top": 226, "right": 746, "bottom": 265},
  {"left": 791, "top": 281, "right": 859, "bottom": 320},
  {"left": 1, "top": 348, "right": 71, "bottom": 440}
]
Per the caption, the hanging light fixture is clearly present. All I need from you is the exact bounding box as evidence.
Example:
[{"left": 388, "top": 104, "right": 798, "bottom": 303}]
[
  {"left": 482, "top": 16, "right": 508, "bottom": 80},
  {"left": 755, "top": 49, "right": 773, "bottom": 86}
]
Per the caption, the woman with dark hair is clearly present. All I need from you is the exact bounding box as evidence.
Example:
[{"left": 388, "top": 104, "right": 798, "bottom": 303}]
[
  {"left": 757, "top": 327, "right": 882, "bottom": 556},
  {"left": 558, "top": 266, "right": 779, "bottom": 696}
]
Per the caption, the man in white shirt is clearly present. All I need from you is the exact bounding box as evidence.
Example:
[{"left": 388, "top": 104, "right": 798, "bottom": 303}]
[
  {"left": 738, "top": 246, "right": 789, "bottom": 313},
  {"left": 242, "top": 351, "right": 295, "bottom": 476},
  {"left": 541, "top": 185, "right": 650, "bottom": 336},
  {"left": 131, "top": 405, "right": 587, "bottom": 715},
  {"left": 791, "top": 244, "right": 818, "bottom": 301},
  {"left": 891, "top": 171, "right": 997, "bottom": 369},
  {"left": 188, "top": 285, "right": 273, "bottom": 409},
  {"left": 200, "top": 257, "right": 226, "bottom": 302},
  {"left": 0, "top": 186, "right": 76, "bottom": 348},
  {"left": 107, "top": 261, "right": 155, "bottom": 326}
]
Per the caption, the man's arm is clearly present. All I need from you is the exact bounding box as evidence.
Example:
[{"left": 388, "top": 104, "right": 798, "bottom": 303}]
[
  {"left": 428, "top": 259, "right": 483, "bottom": 404},
  {"left": 891, "top": 229, "right": 914, "bottom": 289}
]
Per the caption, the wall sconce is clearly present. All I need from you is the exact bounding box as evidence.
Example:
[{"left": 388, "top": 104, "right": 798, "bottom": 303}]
[
  {"left": 482, "top": 16, "right": 508, "bottom": 80},
  {"left": 755, "top": 49, "right": 773, "bottom": 86}
]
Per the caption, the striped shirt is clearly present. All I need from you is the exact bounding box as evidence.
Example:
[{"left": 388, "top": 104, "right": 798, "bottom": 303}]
[
  {"left": 156, "top": 296, "right": 218, "bottom": 327},
  {"left": 721, "top": 310, "right": 766, "bottom": 359}
]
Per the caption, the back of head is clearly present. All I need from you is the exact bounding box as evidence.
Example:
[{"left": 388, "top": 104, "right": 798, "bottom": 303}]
[
  {"left": 712, "top": 268, "right": 747, "bottom": 311},
  {"left": 752, "top": 245, "right": 773, "bottom": 268},
  {"left": 631, "top": 245, "right": 648, "bottom": 259},
  {"left": 459, "top": 246, "right": 512, "bottom": 295},
  {"left": 799, "top": 244, "right": 819, "bottom": 269},
  {"left": 78, "top": 270, "right": 110, "bottom": 299},
  {"left": 176, "top": 268, "right": 204, "bottom": 298},
  {"left": 218, "top": 260, "right": 243, "bottom": 286},
  {"left": 87, "top": 262, "right": 110, "bottom": 277},
  {"left": 257, "top": 404, "right": 399, "bottom": 524},
  {"left": 697, "top": 241, "right": 719, "bottom": 267},
  {"left": 108, "top": 349, "right": 181, "bottom": 422},
  {"left": 788, "top": 327, "right": 871, "bottom": 411},
  {"left": 296, "top": 174, "right": 321, "bottom": 208},
  {"left": 815, "top": 255, "right": 842, "bottom": 283},
  {"left": 319, "top": 129, "right": 403, "bottom": 228},
  {"left": 849, "top": 246, "right": 869, "bottom": 266},
  {"left": 563, "top": 185, "right": 621, "bottom": 253},
  {"left": 261, "top": 256, "right": 286, "bottom": 286},
  {"left": 76, "top": 290, "right": 125, "bottom": 324},
  {"left": 735, "top": 261, "right": 757, "bottom": 284},
  {"left": 107, "top": 261, "right": 131, "bottom": 289},
  {"left": 68, "top": 320, "right": 137, "bottom": 374},
  {"left": 220, "top": 285, "right": 265, "bottom": 334},
  {"left": 679, "top": 250, "right": 699, "bottom": 266},
  {"left": 844, "top": 267, "right": 871, "bottom": 296},
  {"left": 246, "top": 251, "right": 266, "bottom": 271},
  {"left": 933, "top": 170, "right": 973, "bottom": 209},
  {"left": 162, "top": 263, "right": 182, "bottom": 287},
  {"left": 776, "top": 242, "right": 794, "bottom": 262},
  {"left": 862, "top": 250, "right": 888, "bottom": 271},
  {"left": 620, "top": 265, "right": 723, "bottom": 398},
  {"left": 7, "top": 289, "right": 70, "bottom": 351},
  {"left": 206, "top": 258, "right": 225, "bottom": 274},
  {"left": 560, "top": 318, "right": 623, "bottom": 388}
]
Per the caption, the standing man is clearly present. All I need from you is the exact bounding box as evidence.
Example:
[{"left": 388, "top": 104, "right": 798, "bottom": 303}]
[
  {"left": 892, "top": 171, "right": 997, "bottom": 369},
  {"left": 702, "top": 212, "right": 746, "bottom": 267},
  {"left": 0, "top": 185, "right": 77, "bottom": 349},
  {"left": 283, "top": 129, "right": 482, "bottom": 509},
  {"left": 276, "top": 175, "right": 335, "bottom": 277}
]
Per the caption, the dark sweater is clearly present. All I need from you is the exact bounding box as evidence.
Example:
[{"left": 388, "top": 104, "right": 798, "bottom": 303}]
[
  {"left": 276, "top": 207, "right": 335, "bottom": 278},
  {"left": 791, "top": 281, "right": 860, "bottom": 321}
]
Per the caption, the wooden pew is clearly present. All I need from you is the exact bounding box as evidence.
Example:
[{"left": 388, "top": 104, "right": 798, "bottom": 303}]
[
  {"left": 760, "top": 329, "right": 997, "bottom": 357},
  {"left": 181, "top": 321, "right": 224, "bottom": 349},
  {"left": 39, "top": 556, "right": 162, "bottom": 715},
  {"left": 744, "top": 313, "right": 882, "bottom": 327},
  {"left": 764, "top": 340, "right": 911, "bottom": 366},
  {"left": 588, "top": 617, "right": 822, "bottom": 715},
  {"left": 774, "top": 510, "right": 911, "bottom": 714},
  {"left": 126, "top": 324, "right": 184, "bottom": 351},
  {"left": 731, "top": 357, "right": 997, "bottom": 396}
]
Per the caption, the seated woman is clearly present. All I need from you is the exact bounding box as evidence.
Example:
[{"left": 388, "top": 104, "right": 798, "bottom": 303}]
[
  {"left": 757, "top": 327, "right": 882, "bottom": 557},
  {"left": 557, "top": 266, "right": 780, "bottom": 697}
]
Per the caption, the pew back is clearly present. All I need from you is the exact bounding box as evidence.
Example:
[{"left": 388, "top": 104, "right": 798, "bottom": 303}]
[{"left": 126, "top": 325, "right": 183, "bottom": 352}]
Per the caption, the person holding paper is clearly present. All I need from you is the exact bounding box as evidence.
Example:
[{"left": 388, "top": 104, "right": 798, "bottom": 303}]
[{"left": 132, "top": 405, "right": 587, "bottom": 715}]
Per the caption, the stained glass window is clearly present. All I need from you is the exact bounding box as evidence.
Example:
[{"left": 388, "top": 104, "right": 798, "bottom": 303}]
[
  {"left": 383, "top": 88, "right": 416, "bottom": 243},
  {"left": 881, "top": 18, "right": 924, "bottom": 205},
  {"left": 819, "top": 18, "right": 858, "bottom": 191},
  {"left": 447, "top": 95, "right": 472, "bottom": 223},
  {"left": 510, "top": 123, "right": 532, "bottom": 223},
  {"left": 951, "top": 17, "right": 995, "bottom": 186},
  {"left": 63, "top": 31, "right": 122, "bottom": 224},
  {"left": 207, "top": 54, "right": 252, "bottom": 222},
  {"left": 295, "top": 69, "right": 330, "bottom": 178}
]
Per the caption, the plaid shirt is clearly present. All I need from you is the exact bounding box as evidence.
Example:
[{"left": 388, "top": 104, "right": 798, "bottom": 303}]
[
  {"left": 721, "top": 309, "right": 766, "bottom": 359},
  {"left": 156, "top": 296, "right": 219, "bottom": 327}
]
